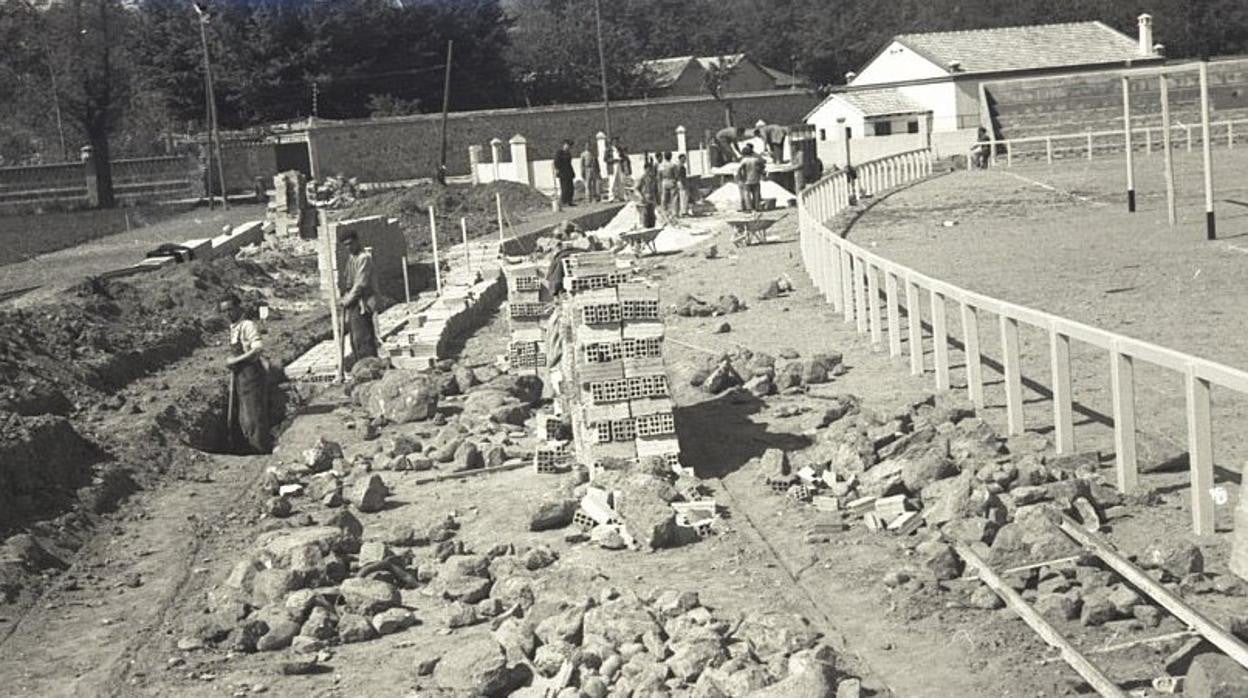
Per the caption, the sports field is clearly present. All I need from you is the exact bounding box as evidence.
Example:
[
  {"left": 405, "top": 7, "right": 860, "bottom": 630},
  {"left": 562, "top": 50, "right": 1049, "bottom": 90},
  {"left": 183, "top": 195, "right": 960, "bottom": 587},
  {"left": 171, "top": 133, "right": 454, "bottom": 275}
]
[{"left": 851, "top": 147, "right": 1248, "bottom": 530}]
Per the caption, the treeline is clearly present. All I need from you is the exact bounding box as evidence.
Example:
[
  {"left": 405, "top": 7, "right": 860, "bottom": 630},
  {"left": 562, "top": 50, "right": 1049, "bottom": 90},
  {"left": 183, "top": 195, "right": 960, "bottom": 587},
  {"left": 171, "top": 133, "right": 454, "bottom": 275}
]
[{"left": 2, "top": 0, "right": 1246, "bottom": 166}]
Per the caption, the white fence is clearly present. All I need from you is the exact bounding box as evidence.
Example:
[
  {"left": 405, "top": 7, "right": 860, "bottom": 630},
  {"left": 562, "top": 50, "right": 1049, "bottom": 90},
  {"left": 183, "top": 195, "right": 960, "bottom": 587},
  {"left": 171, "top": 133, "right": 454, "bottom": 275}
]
[
  {"left": 983, "top": 118, "right": 1248, "bottom": 166},
  {"left": 798, "top": 147, "right": 1248, "bottom": 535}
]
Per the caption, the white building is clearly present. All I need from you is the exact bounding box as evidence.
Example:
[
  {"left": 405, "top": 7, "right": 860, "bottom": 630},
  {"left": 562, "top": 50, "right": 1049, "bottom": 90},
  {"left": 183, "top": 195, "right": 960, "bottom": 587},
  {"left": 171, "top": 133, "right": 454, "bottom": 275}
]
[{"left": 806, "top": 17, "right": 1162, "bottom": 141}]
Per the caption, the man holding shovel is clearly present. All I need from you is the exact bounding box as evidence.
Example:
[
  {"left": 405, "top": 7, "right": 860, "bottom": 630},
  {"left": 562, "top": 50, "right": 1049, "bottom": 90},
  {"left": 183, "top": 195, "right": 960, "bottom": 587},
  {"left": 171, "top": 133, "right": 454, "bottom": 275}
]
[
  {"left": 339, "top": 230, "right": 379, "bottom": 361},
  {"left": 221, "top": 294, "right": 270, "bottom": 454}
]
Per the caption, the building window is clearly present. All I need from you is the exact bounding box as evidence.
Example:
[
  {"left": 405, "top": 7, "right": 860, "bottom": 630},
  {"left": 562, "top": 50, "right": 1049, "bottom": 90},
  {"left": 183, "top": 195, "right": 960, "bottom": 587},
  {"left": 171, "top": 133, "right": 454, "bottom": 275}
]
[
  {"left": 819, "top": 129, "right": 826, "bottom": 141},
  {"left": 907, "top": 121, "right": 920, "bottom": 134},
  {"left": 872, "top": 121, "right": 892, "bottom": 137}
]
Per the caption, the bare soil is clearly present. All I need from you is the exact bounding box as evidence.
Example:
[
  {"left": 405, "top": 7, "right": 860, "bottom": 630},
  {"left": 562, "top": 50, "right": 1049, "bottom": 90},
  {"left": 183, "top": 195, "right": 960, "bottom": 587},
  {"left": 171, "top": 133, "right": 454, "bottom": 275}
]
[{"left": 0, "top": 199, "right": 1243, "bottom": 697}]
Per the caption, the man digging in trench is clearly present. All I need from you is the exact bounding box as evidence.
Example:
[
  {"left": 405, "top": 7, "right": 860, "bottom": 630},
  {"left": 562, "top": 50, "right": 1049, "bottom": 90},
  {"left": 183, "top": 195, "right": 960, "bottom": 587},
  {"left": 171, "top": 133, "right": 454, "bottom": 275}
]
[{"left": 221, "top": 294, "right": 270, "bottom": 454}]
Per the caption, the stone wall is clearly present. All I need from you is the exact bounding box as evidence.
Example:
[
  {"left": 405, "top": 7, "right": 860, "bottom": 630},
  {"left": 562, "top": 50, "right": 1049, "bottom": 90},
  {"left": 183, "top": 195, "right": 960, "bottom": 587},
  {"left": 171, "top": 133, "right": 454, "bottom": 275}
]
[{"left": 310, "top": 90, "right": 818, "bottom": 182}]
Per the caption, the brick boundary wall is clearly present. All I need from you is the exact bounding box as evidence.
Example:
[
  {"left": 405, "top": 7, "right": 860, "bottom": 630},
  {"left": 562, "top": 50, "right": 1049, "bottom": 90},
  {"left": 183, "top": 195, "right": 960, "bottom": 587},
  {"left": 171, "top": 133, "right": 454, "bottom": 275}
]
[{"left": 308, "top": 90, "right": 819, "bottom": 183}]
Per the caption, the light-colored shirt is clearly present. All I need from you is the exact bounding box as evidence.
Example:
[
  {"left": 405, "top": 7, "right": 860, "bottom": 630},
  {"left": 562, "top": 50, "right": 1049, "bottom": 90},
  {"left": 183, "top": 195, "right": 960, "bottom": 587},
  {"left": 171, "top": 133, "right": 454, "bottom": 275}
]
[
  {"left": 229, "top": 319, "right": 263, "bottom": 355},
  {"left": 657, "top": 160, "right": 678, "bottom": 187},
  {"left": 738, "top": 155, "right": 764, "bottom": 184},
  {"left": 343, "top": 249, "right": 378, "bottom": 312}
]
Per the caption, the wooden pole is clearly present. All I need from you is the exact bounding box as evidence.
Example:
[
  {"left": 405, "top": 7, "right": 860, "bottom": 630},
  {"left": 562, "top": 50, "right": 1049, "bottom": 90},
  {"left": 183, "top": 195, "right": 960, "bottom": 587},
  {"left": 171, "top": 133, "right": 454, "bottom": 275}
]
[
  {"left": 319, "top": 210, "right": 344, "bottom": 382},
  {"left": 496, "top": 192, "right": 505, "bottom": 243},
  {"left": 428, "top": 205, "right": 442, "bottom": 294},
  {"left": 437, "top": 41, "right": 454, "bottom": 184},
  {"left": 1199, "top": 62, "right": 1216, "bottom": 240},
  {"left": 400, "top": 254, "right": 411, "bottom": 305},
  {"left": 1160, "top": 74, "right": 1177, "bottom": 226},
  {"left": 1056, "top": 515, "right": 1248, "bottom": 670},
  {"left": 1122, "top": 77, "right": 1135, "bottom": 212},
  {"left": 954, "top": 542, "right": 1128, "bottom": 698},
  {"left": 460, "top": 217, "right": 471, "bottom": 275}
]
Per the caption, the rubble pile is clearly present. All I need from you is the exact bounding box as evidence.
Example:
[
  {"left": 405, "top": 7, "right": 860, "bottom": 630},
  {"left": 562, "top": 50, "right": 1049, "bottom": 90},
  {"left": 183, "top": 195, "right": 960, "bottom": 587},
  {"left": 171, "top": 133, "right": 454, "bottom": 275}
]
[
  {"left": 309, "top": 175, "right": 360, "bottom": 209},
  {"left": 691, "top": 347, "right": 845, "bottom": 397},
  {"left": 747, "top": 387, "right": 1247, "bottom": 631},
  {"left": 671, "top": 293, "right": 746, "bottom": 318}
]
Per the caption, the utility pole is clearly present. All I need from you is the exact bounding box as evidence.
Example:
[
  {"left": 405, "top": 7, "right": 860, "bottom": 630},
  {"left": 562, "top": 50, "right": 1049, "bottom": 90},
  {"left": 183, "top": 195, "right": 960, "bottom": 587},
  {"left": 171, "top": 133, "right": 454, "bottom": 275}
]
[
  {"left": 312, "top": 80, "right": 319, "bottom": 118},
  {"left": 437, "top": 40, "right": 453, "bottom": 185},
  {"left": 592, "top": 0, "right": 612, "bottom": 142},
  {"left": 193, "top": 1, "right": 228, "bottom": 209}
]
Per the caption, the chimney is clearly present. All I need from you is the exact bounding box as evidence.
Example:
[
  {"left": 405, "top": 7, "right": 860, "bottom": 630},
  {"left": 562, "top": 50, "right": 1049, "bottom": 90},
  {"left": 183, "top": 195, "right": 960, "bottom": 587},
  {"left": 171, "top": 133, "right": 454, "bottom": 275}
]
[
  {"left": 845, "top": 71, "right": 857, "bottom": 83},
  {"left": 1138, "top": 14, "right": 1154, "bottom": 56},
  {"left": 947, "top": 60, "right": 963, "bottom": 73}
]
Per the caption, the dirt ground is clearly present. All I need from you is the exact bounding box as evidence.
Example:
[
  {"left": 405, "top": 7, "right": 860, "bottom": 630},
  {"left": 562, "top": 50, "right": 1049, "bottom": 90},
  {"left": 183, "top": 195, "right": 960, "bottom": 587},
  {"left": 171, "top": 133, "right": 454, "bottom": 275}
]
[
  {"left": 2, "top": 192, "right": 1243, "bottom": 698},
  {"left": 851, "top": 152, "right": 1248, "bottom": 529}
]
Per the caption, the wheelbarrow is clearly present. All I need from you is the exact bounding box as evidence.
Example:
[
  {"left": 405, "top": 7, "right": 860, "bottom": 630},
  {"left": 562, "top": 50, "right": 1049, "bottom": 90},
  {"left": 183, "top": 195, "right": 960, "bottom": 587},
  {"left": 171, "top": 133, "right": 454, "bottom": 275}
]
[
  {"left": 727, "top": 216, "right": 777, "bottom": 247},
  {"left": 620, "top": 227, "right": 662, "bottom": 256}
]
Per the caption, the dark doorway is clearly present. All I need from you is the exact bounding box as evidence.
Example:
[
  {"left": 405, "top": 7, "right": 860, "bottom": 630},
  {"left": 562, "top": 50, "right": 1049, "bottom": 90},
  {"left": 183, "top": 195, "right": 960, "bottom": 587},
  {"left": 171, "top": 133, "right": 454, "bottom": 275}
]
[{"left": 275, "top": 142, "right": 312, "bottom": 178}]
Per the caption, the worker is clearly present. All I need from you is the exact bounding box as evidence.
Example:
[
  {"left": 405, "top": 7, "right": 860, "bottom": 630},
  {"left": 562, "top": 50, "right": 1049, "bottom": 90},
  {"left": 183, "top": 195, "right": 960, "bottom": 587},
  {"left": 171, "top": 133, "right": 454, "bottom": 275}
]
[
  {"left": 714, "top": 126, "right": 745, "bottom": 165},
  {"left": 675, "top": 153, "right": 691, "bottom": 216},
  {"left": 339, "top": 230, "right": 379, "bottom": 360},
  {"left": 607, "top": 137, "right": 631, "bottom": 202},
  {"left": 637, "top": 157, "right": 659, "bottom": 228},
  {"left": 657, "top": 151, "right": 680, "bottom": 222},
  {"left": 554, "top": 139, "right": 576, "bottom": 207},
  {"left": 580, "top": 141, "right": 601, "bottom": 202},
  {"left": 754, "top": 120, "right": 788, "bottom": 163},
  {"left": 736, "top": 144, "right": 765, "bottom": 212},
  {"left": 221, "top": 293, "right": 269, "bottom": 454},
  {"left": 972, "top": 127, "right": 991, "bottom": 169}
]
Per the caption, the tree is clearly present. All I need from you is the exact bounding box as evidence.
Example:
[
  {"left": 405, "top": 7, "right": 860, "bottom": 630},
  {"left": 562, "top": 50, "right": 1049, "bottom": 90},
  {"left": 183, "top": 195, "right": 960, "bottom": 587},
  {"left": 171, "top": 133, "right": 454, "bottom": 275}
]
[{"left": 700, "top": 58, "right": 740, "bottom": 127}]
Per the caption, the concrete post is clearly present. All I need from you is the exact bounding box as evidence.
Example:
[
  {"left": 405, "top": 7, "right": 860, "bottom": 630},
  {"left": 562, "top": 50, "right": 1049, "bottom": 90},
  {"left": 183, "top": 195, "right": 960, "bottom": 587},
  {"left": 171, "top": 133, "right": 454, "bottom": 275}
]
[
  {"left": 81, "top": 145, "right": 99, "bottom": 208},
  {"left": 468, "top": 145, "right": 483, "bottom": 185},
  {"left": 675, "top": 125, "right": 688, "bottom": 157},
  {"left": 489, "top": 138, "right": 504, "bottom": 183},
  {"left": 596, "top": 131, "right": 608, "bottom": 179}
]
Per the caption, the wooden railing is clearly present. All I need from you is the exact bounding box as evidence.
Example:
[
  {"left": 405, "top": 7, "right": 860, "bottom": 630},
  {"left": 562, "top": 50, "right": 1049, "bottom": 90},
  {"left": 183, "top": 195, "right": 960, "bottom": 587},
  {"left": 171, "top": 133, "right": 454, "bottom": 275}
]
[
  {"left": 981, "top": 117, "right": 1248, "bottom": 166},
  {"left": 798, "top": 147, "right": 1244, "bottom": 535}
]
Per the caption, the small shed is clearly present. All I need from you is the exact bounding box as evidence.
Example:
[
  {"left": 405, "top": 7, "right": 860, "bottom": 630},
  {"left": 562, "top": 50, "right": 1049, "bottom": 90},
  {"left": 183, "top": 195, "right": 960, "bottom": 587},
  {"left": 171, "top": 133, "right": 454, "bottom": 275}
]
[{"left": 805, "top": 88, "right": 932, "bottom": 143}]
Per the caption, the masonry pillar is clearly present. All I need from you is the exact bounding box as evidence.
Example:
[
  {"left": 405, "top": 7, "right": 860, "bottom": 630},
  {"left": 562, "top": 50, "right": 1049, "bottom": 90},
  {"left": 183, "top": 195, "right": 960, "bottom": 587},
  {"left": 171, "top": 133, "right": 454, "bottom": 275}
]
[
  {"left": 468, "top": 145, "right": 483, "bottom": 185},
  {"left": 676, "top": 126, "right": 688, "bottom": 158},
  {"left": 509, "top": 135, "right": 530, "bottom": 185},
  {"left": 490, "top": 138, "right": 503, "bottom": 184},
  {"left": 81, "top": 145, "right": 100, "bottom": 208},
  {"left": 596, "top": 131, "right": 608, "bottom": 179}
]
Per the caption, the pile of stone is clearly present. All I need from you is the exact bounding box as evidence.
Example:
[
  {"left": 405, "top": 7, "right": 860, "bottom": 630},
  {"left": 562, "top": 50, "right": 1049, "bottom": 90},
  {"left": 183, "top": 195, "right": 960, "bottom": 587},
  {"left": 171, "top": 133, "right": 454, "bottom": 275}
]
[
  {"left": 757, "top": 390, "right": 1247, "bottom": 630},
  {"left": 671, "top": 293, "right": 745, "bottom": 318},
  {"left": 528, "top": 458, "right": 718, "bottom": 552},
  {"left": 691, "top": 347, "right": 844, "bottom": 397},
  {"left": 309, "top": 175, "right": 360, "bottom": 209},
  {"left": 416, "top": 585, "right": 858, "bottom": 697}
]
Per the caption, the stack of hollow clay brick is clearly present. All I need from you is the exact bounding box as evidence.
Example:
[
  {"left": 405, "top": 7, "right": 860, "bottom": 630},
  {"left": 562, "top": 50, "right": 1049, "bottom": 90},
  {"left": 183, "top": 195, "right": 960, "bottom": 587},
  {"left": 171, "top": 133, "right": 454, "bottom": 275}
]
[
  {"left": 502, "top": 262, "right": 550, "bottom": 375},
  {"left": 560, "top": 252, "right": 681, "bottom": 478}
]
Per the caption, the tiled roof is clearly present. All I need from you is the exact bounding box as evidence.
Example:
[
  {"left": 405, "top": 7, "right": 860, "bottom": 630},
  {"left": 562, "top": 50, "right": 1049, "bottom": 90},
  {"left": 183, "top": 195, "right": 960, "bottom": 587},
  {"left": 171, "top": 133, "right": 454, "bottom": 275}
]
[
  {"left": 641, "top": 54, "right": 748, "bottom": 88},
  {"left": 836, "top": 89, "right": 928, "bottom": 116},
  {"left": 760, "top": 64, "right": 805, "bottom": 88},
  {"left": 894, "top": 21, "right": 1143, "bottom": 75}
]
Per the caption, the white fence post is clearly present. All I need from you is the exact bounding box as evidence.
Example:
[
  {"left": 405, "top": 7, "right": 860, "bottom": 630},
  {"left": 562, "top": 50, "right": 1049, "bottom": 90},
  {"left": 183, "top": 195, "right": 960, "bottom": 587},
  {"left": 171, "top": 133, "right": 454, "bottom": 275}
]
[
  {"left": 509, "top": 134, "right": 530, "bottom": 185},
  {"left": 490, "top": 137, "right": 503, "bottom": 183},
  {"left": 675, "top": 125, "right": 688, "bottom": 158},
  {"left": 468, "top": 144, "right": 482, "bottom": 185}
]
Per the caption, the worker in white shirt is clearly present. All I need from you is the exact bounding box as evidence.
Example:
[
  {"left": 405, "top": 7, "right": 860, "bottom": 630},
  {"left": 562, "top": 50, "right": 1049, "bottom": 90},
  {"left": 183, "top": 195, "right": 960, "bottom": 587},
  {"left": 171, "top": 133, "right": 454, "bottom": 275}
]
[{"left": 221, "top": 294, "right": 270, "bottom": 454}]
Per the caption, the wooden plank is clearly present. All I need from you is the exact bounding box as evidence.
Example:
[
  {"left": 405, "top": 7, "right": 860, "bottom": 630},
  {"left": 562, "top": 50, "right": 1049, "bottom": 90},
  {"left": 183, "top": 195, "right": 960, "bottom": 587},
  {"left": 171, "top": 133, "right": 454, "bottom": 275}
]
[
  {"left": 1000, "top": 315, "right": 1024, "bottom": 435},
  {"left": 1050, "top": 329, "right": 1075, "bottom": 454},
  {"left": 841, "top": 248, "right": 854, "bottom": 324},
  {"left": 954, "top": 542, "right": 1128, "bottom": 698},
  {"left": 828, "top": 233, "right": 843, "bottom": 310},
  {"left": 886, "top": 272, "right": 902, "bottom": 358},
  {"left": 1184, "top": 368, "right": 1215, "bottom": 535},
  {"left": 854, "top": 255, "right": 868, "bottom": 334},
  {"left": 867, "top": 262, "right": 883, "bottom": 350},
  {"left": 931, "top": 290, "right": 950, "bottom": 390},
  {"left": 1110, "top": 350, "right": 1139, "bottom": 493},
  {"left": 906, "top": 280, "right": 923, "bottom": 376},
  {"left": 1056, "top": 515, "right": 1248, "bottom": 671},
  {"left": 962, "top": 302, "right": 984, "bottom": 408}
]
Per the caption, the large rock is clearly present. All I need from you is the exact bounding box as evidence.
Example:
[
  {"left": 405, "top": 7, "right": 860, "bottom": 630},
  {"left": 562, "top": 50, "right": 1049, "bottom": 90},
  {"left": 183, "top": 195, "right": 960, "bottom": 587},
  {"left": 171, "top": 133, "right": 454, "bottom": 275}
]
[
  {"left": 350, "top": 474, "right": 388, "bottom": 513},
  {"left": 339, "top": 577, "right": 399, "bottom": 615},
  {"left": 737, "top": 611, "right": 820, "bottom": 658},
  {"left": 604, "top": 473, "right": 680, "bottom": 550},
  {"left": 432, "top": 636, "right": 522, "bottom": 696},
  {"left": 529, "top": 497, "right": 577, "bottom": 531},
  {"left": 302, "top": 438, "right": 343, "bottom": 473},
  {"left": 1140, "top": 539, "right": 1204, "bottom": 580},
  {"left": 899, "top": 453, "right": 956, "bottom": 493},
  {"left": 584, "top": 598, "right": 663, "bottom": 645},
  {"left": 703, "top": 360, "right": 743, "bottom": 394},
  {"left": 452, "top": 441, "right": 484, "bottom": 472},
  {"left": 749, "top": 645, "right": 837, "bottom": 697},
  {"left": 916, "top": 540, "right": 964, "bottom": 581},
  {"left": 488, "top": 374, "right": 544, "bottom": 406},
  {"left": 1186, "top": 652, "right": 1248, "bottom": 698},
  {"left": 667, "top": 639, "right": 725, "bottom": 681},
  {"left": 360, "top": 371, "right": 440, "bottom": 424}
]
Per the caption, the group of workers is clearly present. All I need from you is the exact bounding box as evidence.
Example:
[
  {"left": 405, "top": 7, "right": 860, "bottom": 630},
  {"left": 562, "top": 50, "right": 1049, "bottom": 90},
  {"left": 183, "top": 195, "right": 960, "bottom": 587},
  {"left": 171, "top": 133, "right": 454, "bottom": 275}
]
[
  {"left": 714, "top": 120, "right": 788, "bottom": 166},
  {"left": 221, "top": 229, "right": 379, "bottom": 455},
  {"left": 553, "top": 136, "right": 637, "bottom": 207}
]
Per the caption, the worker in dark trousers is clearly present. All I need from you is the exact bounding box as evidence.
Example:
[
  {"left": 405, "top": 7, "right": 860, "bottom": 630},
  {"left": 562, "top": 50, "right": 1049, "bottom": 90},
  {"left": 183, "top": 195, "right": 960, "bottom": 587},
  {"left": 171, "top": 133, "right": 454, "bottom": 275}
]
[
  {"left": 714, "top": 126, "right": 745, "bottom": 165},
  {"left": 339, "top": 230, "right": 379, "bottom": 361},
  {"left": 221, "top": 293, "right": 270, "bottom": 454},
  {"left": 554, "top": 139, "right": 576, "bottom": 207}
]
